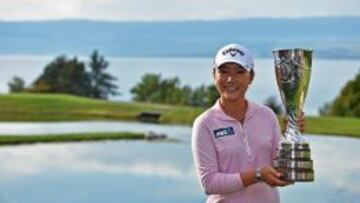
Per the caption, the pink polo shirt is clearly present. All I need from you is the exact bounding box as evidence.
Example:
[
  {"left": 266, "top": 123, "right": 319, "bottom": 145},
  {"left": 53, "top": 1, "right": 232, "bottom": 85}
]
[{"left": 191, "top": 100, "right": 281, "bottom": 203}]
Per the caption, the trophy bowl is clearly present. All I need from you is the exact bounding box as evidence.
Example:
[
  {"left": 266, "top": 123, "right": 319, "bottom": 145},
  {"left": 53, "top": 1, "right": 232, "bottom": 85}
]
[{"left": 272, "top": 48, "right": 314, "bottom": 182}]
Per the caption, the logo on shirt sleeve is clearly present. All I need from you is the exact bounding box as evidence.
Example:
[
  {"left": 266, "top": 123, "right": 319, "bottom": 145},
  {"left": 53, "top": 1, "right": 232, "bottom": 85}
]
[{"left": 213, "top": 127, "right": 235, "bottom": 139}]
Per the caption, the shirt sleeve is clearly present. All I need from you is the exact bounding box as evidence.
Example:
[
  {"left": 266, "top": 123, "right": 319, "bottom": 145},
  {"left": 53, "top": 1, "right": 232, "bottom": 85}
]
[{"left": 191, "top": 117, "right": 244, "bottom": 195}]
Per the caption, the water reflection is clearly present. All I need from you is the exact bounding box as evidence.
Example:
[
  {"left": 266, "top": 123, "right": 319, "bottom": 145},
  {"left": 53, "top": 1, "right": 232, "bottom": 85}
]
[
  {"left": 0, "top": 141, "right": 204, "bottom": 203},
  {"left": 0, "top": 142, "right": 194, "bottom": 180},
  {"left": 280, "top": 136, "right": 360, "bottom": 203}
]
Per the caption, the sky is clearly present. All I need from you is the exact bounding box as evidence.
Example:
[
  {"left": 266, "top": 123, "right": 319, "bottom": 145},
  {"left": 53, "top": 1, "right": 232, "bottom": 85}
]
[{"left": 1, "top": 0, "right": 359, "bottom": 21}]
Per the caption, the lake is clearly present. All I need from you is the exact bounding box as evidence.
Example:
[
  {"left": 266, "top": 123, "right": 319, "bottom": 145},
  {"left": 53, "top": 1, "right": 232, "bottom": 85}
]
[
  {"left": 0, "top": 121, "right": 359, "bottom": 203},
  {"left": 0, "top": 55, "right": 359, "bottom": 115}
]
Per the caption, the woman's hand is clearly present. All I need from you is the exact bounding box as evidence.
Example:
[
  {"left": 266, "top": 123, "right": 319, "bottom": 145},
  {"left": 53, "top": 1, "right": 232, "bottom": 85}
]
[
  {"left": 260, "top": 166, "right": 293, "bottom": 187},
  {"left": 282, "top": 111, "right": 306, "bottom": 133},
  {"left": 296, "top": 111, "right": 306, "bottom": 133}
]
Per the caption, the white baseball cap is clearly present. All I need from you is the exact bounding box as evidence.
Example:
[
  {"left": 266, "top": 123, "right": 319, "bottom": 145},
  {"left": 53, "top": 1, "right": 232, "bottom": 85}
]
[{"left": 213, "top": 43, "right": 254, "bottom": 71}]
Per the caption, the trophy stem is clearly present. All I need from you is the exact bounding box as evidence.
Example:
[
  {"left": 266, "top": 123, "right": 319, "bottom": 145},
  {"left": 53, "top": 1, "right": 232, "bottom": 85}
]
[{"left": 284, "top": 112, "right": 306, "bottom": 143}]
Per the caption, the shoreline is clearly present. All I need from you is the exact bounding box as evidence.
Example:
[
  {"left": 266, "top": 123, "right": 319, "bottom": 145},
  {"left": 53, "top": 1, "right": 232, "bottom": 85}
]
[{"left": 1, "top": 93, "right": 359, "bottom": 139}]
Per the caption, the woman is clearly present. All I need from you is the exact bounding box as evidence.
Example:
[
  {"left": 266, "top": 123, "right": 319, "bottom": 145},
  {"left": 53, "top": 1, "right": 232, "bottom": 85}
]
[{"left": 191, "top": 43, "right": 305, "bottom": 203}]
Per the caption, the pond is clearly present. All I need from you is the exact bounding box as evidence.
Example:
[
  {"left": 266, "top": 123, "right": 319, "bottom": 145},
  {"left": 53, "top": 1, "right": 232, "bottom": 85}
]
[{"left": 0, "top": 121, "right": 359, "bottom": 203}]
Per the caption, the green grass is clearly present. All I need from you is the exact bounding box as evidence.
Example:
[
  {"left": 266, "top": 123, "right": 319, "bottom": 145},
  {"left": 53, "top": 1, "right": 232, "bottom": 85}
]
[
  {"left": 0, "top": 132, "right": 145, "bottom": 145},
  {"left": 277, "top": 116, "right": 360, "bottom": 138},
  {"left": 305, "top": 116, "right": 360, "bottom": 138},
  {"left": 0, "top": 93, "right": 202, "bottom": 125},
  {"left": 0, "top": 93, "right": 359, "bottom": 138}
]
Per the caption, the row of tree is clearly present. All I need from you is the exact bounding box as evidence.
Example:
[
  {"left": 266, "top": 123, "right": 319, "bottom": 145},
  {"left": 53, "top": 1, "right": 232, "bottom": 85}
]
[
  {"left": 8, "top": 50, "right": 118, "bottom": 99},
  {"left": 8, "top": 52, "right": 219, "bottom": 107},
  {"left": 131, "top": 74, "right": 219, "bottom": 107},
  {"left": 8, "top": 51, "right": 359, "bottom": 117}
]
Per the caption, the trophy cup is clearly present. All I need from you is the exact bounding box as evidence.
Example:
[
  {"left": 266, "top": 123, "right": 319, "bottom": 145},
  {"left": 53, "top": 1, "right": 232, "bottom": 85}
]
[{"left": 272, "top": 48, "right": 314, "bottom": 182}]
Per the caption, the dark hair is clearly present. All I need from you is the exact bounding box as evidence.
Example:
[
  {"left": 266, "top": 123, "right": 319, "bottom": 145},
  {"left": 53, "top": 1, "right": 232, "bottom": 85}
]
[{"left": 250, "top": 69, "right": 255, "bottom": 79}]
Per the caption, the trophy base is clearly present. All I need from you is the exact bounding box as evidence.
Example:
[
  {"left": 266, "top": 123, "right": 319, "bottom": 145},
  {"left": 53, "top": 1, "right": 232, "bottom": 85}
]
[
  {"left": 274, "top": 165, "right": 314, "bottom": 182},
  {"left": 273, "top": 142, "right": 314, "bottom": 182}
]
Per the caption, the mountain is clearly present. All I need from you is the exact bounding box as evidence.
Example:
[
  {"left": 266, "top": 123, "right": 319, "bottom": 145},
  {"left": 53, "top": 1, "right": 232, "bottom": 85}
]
[{"left": 0, "top": 17, "right": 359, "bottom": 59}]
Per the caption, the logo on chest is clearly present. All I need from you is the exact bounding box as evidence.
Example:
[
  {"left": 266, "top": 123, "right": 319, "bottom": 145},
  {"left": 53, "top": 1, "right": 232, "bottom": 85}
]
[{"left": 213, "top": 126, "right": 235, "bottom": 139}]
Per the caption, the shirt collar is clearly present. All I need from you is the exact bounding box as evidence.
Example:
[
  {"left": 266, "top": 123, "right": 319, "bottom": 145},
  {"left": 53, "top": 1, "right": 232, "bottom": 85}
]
[{"left": 211, "top": 99, "right": 256, "bottom": 122}]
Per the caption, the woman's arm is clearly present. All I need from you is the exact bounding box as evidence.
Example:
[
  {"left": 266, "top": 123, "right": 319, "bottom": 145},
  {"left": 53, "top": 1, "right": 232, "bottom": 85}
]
[{"left": 192, "top": 119, "right": 243, "bottom": 195}]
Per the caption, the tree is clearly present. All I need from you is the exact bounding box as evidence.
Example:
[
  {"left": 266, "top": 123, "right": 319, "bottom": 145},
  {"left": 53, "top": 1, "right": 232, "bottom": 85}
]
[
  {"left": 207, "top": 84, "right": 219, "bottom": 107},
  {"left": 8, "top": 76, "right": 25, "bottom": 93},
  {"left": 188, "top": 84, "right": 219, "bottom": 107},
  {"left": 29, "top": 51, "right": 118, "bottom": 99},
  {"left": 159, "top": 77, "right": 182, "bottom": 104},
  {"left": 131, "top": 74, "right": 219, "bottom": 107},
  {"left": 181, "top": 85, "right": 193, "bottom": 105},
  {"left": 31, "top": 55, "right": 91, "bottom": 97},
  {"left": 131, "top": 74, "right": 161, "bottom": 102},
  {"left": 131, "top": 74, "right": 193, "bottom": 105},
  {"left": 320, "top": 71, "right": 360, "bottom": 117},
  {"left": 89, "top": 50, "right": 118, "bottom": 99},
  {"left": 319, "top": 102, "right": 331, "bottom": 116},
  {"left": 264, "top": 96, "right": 283, "bottom": 115},
  {"left": 135, "top": 75, "right": 184, "bottom": 105},
  {"left": 190, "top": 85, "right": 208, "bottom": 107}
]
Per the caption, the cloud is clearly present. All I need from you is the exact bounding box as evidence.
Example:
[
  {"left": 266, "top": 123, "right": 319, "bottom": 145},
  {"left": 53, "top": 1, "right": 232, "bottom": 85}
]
[{"left": 0, "top": 0, "right": 359, "bottom": 21}]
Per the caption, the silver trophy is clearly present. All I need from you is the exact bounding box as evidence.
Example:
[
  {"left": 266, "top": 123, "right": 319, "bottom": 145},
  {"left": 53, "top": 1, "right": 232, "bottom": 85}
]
[{"left": 272, "top": 49, "right": 314, "bottom": 182}]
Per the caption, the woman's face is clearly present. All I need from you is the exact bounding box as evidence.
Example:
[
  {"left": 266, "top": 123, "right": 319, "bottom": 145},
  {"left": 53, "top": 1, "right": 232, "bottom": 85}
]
[{"left": 213, "top": 62, "right": 253, "bottom": 102}]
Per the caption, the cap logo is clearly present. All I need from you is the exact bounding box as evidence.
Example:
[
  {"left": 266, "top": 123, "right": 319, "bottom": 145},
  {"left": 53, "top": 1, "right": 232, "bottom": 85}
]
[{"left": 222, "top": 47, "right": 244, "bottom": 57}]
